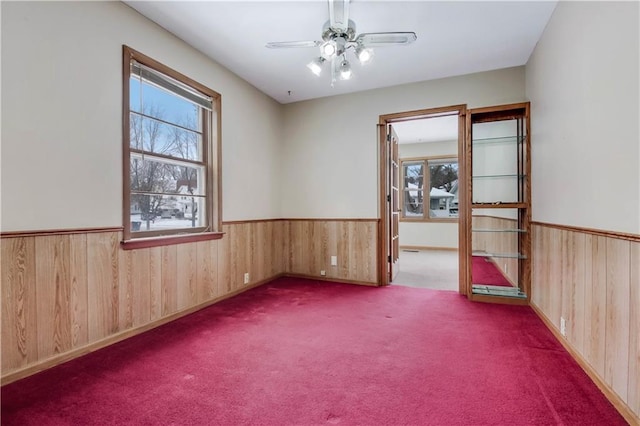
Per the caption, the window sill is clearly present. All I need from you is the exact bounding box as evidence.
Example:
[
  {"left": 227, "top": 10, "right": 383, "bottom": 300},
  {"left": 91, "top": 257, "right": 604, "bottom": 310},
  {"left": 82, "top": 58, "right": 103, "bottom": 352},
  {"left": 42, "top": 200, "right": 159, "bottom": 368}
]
[{"left": 121, "top": 231, "right": 224, "bottom": 250}]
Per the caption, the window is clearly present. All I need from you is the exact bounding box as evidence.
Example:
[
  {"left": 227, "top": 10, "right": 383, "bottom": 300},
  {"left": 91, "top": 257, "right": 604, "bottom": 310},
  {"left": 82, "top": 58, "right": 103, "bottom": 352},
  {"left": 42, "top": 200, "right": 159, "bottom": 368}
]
[
  {"left": 122, "top": 46, "right": 221, "bottom": 247},
  {"left": 401, "top": 157, "right": 458, "bottom": 221}
]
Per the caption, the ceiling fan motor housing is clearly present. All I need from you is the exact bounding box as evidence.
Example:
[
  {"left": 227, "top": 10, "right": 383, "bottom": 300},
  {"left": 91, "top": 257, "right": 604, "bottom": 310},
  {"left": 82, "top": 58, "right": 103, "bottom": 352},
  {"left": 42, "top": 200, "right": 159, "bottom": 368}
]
[{"left": 322, "top": 19, "right": 357, "bottom": 42}]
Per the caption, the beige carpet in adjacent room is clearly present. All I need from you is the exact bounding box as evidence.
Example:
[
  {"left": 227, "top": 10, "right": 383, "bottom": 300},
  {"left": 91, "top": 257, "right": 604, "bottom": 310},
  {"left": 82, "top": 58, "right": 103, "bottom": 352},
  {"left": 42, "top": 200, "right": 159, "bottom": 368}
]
[{"left": 392, "top": 249, "right": 459, "bottom": 291}]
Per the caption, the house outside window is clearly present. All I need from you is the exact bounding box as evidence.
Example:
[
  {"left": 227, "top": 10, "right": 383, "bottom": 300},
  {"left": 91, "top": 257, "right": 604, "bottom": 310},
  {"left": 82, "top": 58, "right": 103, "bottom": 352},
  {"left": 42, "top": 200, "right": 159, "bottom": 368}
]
[
  {"left": 122, "top": 46, "right": 222, "bottom": 245},
  {"left": 401, "top": 157, "right": 458, "bottom": 222}
]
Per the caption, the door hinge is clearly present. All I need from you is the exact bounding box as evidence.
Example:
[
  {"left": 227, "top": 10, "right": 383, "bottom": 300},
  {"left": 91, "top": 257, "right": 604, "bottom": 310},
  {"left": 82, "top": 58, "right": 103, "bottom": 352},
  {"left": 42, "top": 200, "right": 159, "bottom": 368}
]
[
  {"left": 386, "top": 133, "right": 391, "bottom": 142},
  {"left": 388, "top": 255, "right": 391, "bottom": 262},
  {"left": 387, "top": 195, "right": 391, "bottom": 202}
]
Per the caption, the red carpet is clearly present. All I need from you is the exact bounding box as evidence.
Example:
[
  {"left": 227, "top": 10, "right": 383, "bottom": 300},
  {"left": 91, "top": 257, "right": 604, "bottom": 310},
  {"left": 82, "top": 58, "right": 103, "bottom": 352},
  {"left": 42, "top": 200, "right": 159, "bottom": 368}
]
[
  {"left": 472, "top": 255, "right": 513, "bottom": 287},
  {"left": 1, "top": 277, "right": 626, "bottom": 425}
]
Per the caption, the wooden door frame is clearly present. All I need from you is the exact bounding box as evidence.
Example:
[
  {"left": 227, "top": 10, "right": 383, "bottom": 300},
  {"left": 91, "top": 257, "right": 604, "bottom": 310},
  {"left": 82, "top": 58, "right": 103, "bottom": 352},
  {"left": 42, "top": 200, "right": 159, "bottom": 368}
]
[{"left": 378, "top": 104, "right": 468, "bottom": 290}]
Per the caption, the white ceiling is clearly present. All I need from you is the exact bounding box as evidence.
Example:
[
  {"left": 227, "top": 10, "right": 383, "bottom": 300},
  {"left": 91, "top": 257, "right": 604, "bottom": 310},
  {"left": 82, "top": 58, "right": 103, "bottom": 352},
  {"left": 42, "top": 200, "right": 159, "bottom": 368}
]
[
  {"left": 393, "top": 114, "right": 458, "bottom": 144},
  {"left": 124, "top": 1, "right": 557, "bottom": 104}
]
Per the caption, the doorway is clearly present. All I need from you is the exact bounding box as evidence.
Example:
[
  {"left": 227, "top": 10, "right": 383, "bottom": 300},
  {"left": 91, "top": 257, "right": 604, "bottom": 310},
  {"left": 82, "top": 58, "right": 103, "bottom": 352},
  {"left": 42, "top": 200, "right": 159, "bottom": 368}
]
[{"left": 378, "top": 105, "right": 467, "bottom": 292}]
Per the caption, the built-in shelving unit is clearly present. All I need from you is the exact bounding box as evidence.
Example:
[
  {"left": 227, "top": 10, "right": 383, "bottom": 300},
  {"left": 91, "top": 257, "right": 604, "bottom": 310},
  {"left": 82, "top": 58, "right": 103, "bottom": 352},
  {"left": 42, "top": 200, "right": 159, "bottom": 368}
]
[{"left": 464, "top": 102, "right": 531, "bottom": 304}]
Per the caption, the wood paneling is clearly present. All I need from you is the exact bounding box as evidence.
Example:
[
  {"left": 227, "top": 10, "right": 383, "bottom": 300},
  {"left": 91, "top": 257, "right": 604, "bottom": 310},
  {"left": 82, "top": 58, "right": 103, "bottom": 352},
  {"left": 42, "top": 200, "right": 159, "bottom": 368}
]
[
  {"left": 86, "top": 232, "right": 119, "bottom": 341},
  {"left": 561, "top": 231, "right": 586, "bottom": 355},
  {"left": 35, "top": 235, "right": 72, "bottom": 359},
  {"left": 1, "top": 238, "right": 37, "bottom": 371},
  {"left": 1, "top": 227, "right": 123, "bottom": 238},
  {"left": 287, "top": 220, "right": 378, "bottom": 284},
  {"left": 118, "top": 248, "right": 133, "bottom": 330},
  {"left": 629, "top": 242, "right": 640, "bottom": 416},
  {"left": 176, "top": 243, "right": 197, "bottom": 310},
  {"left": 217, "top": 224, "right": 231, "bottom": 294},
  {"left": 587, "top": 235, "right": 607, "bottom": 377},
  {"left": 605, "top": 238, "right": 630, "bottom": 401},
  {"left": 196, "top": 240, "right": 217, "bottom": 303},
  {"left": 161, "top": 245, "right": 178, "bottom": 316},
  {"left": 69, "top": 234, "right": 88, "bottom": 347},
  {"left": 149, "top": 247, "right": 162, "bottom": 321},
  {"left": 531, "top": 223, "right": 639, "bottom": 424},
  {"left": 532, "top": 221, "right": 640, "bottom": 242}
]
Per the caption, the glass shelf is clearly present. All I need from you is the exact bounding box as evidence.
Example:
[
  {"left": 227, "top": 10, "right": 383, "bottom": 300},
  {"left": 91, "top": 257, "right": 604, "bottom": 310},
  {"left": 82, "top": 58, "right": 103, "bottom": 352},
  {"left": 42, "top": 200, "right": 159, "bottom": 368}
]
[
  {"left": 471, "top": 135, "right": 526, "bottom": 145},
  {"left": 472, "top": 251, "right": 526, "bottom": 259},
  {"left": 472, "top": 228, "right": 525, "bottom": 233},
  {"left": 471, "top": 284, "right": 527, "bottom": 299}
]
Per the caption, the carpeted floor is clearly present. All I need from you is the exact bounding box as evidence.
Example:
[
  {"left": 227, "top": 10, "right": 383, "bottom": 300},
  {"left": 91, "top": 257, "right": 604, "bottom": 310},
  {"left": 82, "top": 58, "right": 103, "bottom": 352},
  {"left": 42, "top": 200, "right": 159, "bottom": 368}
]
[
  {"left": 1, "top": 277, "right": 627, "bottom": 425},
  {"left": 472, "top": 255, "right": 513, "bottom": 287}
]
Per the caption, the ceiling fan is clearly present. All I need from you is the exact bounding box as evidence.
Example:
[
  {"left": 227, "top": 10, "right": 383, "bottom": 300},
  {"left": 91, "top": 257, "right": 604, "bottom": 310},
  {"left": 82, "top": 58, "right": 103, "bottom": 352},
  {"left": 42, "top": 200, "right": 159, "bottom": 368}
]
[{"left": 266, "top": 0, "right": 417, "bottom": 85}]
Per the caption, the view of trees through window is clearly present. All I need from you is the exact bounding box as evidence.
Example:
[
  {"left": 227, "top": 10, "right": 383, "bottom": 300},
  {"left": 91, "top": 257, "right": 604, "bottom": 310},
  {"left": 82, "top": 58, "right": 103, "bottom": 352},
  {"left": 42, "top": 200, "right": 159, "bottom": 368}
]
[
  {"left": 128, "top": 63, "right": 208, "bottom": 234},
  {"left": 403, "top": 158, "right": 458, "bottom": 220}
]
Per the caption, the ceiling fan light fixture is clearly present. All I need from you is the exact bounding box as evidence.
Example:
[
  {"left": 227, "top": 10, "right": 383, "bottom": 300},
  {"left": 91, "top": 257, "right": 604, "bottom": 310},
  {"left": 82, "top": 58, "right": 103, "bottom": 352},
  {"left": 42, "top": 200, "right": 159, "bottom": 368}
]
[
  {"left": 356, "top": 45, "right": 374, "bottom": 64},
  {"left": 307, "top": 57, "right": 326, "bottom": 76},
  {"left": 320, "top": 41, "right": 337, "bottom": 58},
  {"left": 339, "top": 59, "right": 352, "bottom": 80}
]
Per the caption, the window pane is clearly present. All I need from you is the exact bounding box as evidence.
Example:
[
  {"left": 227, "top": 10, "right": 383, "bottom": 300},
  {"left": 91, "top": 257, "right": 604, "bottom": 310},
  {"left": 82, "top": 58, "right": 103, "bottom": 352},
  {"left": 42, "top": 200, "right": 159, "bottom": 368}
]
[
  {"left": 403, "top": 162, "right": 424, "bottom": 218},
  {"left": 429, "top": 161, "right": 458, "bottom": 219},
  {"left": 130, "top": 156, "right": 205, "bottom": 196},
  {"left": 403, "top": 189, "right": 424, "bottom": 217},
  {"left": 130, "top": 194, "right": 206, "bottom": 232},
  {"left": 129, "top": 113, "right": 201, "bottom": 161},
  {"left": 403, "top": 163, "right": 424, "bottom": 190},
  {"left": 130, "top": 77, "right": 200, "bottom": 131}
]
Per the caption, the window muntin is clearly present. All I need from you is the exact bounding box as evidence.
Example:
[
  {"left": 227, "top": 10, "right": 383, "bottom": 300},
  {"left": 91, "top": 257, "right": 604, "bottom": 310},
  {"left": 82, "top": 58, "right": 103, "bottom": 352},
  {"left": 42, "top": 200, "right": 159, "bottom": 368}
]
[
  {"left": 401, "top": 157, "right": 458, "bottom": 221},
  {"left": 123, "top": 46, "right": 221, "bottom": 243}
]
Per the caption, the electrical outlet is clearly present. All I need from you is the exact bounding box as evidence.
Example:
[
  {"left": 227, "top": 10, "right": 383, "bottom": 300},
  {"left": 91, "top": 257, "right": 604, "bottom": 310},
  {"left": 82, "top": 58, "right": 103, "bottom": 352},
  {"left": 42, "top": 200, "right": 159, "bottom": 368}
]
[
  {"left": 504, "top": 263, "right": 508, "bottom": 274},
  {"left": 243, "top": 272, "right": 250, "bottom": 284},
  {"left": 560, "top": 317, "right": 567, "bottom": 337},
  {"left": 320, "top": 270, "right": 326, "bottom": 276},
  {"left": 330, "top": 256, "right": 337, "bottom": 266}
]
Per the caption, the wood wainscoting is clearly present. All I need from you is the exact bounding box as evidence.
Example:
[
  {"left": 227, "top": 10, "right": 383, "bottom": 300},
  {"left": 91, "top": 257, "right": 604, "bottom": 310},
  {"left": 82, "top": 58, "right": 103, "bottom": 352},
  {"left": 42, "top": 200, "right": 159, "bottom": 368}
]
[
  {"left": 1, "top": 218, "right": 380, "bottom": 383},
  {"left": 285, "top": 219, "right": 379, "bottom": 285},
  {"left": 531, "top": 222, "right": 639, "bottom": 424}
]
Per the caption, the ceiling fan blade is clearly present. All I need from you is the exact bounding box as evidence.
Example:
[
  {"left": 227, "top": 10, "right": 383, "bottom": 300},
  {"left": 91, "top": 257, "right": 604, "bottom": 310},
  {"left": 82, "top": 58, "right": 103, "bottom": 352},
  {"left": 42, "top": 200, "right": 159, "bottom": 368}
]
[
  {"left": 356, "top": 32, "right": 417, "bottom": 46},
  {"left": 328, "top": 0, "right": 350, "bottom": 31},
  {"left": 265, "top": 41, "right": 321, "bottom": 49}
]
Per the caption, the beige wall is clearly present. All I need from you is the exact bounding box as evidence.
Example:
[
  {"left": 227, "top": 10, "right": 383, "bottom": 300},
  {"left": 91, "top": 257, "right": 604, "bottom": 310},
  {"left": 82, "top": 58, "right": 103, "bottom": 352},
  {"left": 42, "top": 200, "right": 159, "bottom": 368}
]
[
  {"left": 399, "top": 140, "right": 458, "bottom": 249},
  {"left": 0, "top": 1, "right": 283, "bottom": 232},
  {"left": 526, "top": 1, "right": 640, "bottom": 234},
  {"left": 398, "top": 140, "right": 457, "bottom": 159},
  {"left": 281, "top": 67, "right": 526, "bottom": 218}
]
